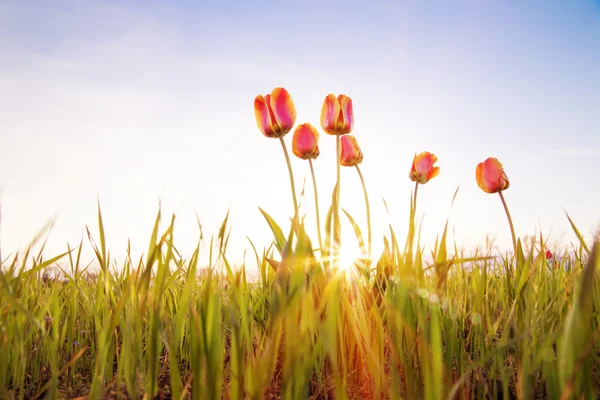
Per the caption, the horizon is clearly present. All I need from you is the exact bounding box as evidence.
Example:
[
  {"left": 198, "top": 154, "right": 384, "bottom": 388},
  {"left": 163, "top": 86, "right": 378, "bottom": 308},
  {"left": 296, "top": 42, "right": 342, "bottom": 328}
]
[{"left": 1, "top": 0, "right": 599, "bottom": 271}]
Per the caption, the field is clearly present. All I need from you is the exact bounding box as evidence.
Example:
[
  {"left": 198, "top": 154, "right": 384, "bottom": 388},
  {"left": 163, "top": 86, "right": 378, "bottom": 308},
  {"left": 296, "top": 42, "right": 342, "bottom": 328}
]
[{"left": 1, "top": 88, "right": 599, "bottom": 400}]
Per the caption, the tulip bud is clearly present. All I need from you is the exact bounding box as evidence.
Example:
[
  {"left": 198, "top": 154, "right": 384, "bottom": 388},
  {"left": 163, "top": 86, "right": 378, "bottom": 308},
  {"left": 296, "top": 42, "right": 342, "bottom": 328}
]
[
  {"left": 320, "top": 94, "right": 354, "bottom": 135},
  {"left": 475, "top": 157, "right": 510, "bottom": 193},
  {"left": 340, "top": 135, "right": 363, "bottom": 166},
  {"left": 254, "top": 87, "right": 297, "bottom": 138},
  {"left": 292, "top": 123, "right": 320, "bottom": 160}
]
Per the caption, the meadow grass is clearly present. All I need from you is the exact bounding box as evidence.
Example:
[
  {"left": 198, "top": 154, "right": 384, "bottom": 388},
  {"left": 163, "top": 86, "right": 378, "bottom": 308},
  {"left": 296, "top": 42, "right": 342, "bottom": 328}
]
[{"left": 0, "top": 202, "right": 598, "bottom": 400}]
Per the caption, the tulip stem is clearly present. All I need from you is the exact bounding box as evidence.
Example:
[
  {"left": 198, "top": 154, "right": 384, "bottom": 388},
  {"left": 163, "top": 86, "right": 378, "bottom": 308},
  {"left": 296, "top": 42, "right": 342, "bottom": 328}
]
[
  {"left": 355, "top": 165, "right": 371, "bottom": 258},
  {"left": 408, "top": 181, "right": 419, "bottom": 260},
  {"left": 413, "top": 181, "right": 419, "bottom": 218},
  {"left": 333, "top": 134, "right": 342, "bottom": 259},
  {"left": 309, "top": 159, "right": 323, "bottom": 253},
  {"left": 498, "top": 191, "right": 517, "bottom": 256},
  {"left": 279, "top": 136, "right": 298, "bottom": 218}
]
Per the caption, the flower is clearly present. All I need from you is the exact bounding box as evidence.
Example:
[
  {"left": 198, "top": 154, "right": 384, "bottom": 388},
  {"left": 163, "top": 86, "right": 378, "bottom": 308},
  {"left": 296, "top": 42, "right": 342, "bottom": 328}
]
[
  {"left": 409, "top": 151, "right": 440, "bottom": 184},
  {"left": 340, "top": 135, "right": 363, "bottom": 166},
  {"left": 292, "top": 123, "right": 320, "bottom": 160},
  {"left": 546, "top": 249, "right": 553, "bottom": 259},
  {"left": 320, "top": 94, "right": 354, "bottom": 135},
  {"left": 254, "top": 87, "right": 297, "bottom": 138},
  {"left": 475, "top": 157, "right": 510, "bottom": 194}
]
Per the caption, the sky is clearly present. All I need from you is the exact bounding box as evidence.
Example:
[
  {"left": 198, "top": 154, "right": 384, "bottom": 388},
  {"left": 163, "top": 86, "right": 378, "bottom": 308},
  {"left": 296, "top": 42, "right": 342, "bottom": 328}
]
[{"left": 1, "top": 0, "right": 599, "bottom": 272}]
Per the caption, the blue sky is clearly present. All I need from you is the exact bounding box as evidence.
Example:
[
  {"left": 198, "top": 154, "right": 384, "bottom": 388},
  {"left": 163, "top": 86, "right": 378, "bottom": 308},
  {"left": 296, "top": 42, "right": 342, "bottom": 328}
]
[{"left": 1, "top": 0, "right": 599, "bottom": 270}]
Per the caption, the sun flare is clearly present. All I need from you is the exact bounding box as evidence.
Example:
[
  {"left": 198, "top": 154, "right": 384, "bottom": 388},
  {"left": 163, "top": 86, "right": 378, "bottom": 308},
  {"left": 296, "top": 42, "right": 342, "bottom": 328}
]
[
  {"left": 326, "top": 221, "right": 373, "bottom": 275},
  {"left": 338, "top": 237, "right": 364, "bottom": 273}
]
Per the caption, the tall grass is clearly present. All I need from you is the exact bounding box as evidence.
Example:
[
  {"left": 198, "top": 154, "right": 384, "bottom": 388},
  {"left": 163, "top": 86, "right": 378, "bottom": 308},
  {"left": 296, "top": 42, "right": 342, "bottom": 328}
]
[
  {"left": 0, "top": 201, "right": 598, "bottom": 399},
  {"left": 1, "top": 88, "right": 599, "bottom": 399}
]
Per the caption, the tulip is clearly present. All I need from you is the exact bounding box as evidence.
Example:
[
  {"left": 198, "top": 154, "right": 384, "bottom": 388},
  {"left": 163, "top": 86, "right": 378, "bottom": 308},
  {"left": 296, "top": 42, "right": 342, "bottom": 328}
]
[
  {"left": 254, "top": 87, "right": 297, "bottom": 139},
  {"left": 340, "top": 135, "right": 363, "bottom": 166},
  {"left": 475, "top": 157, "right": 510, "bottom": 194},
  {"left": 409, "top": 152, "right": 440, "bottom": 184},
  {"left": 291, "top": 123, "right": 323, "bottom": 251},
  {"left": 340, "top": 135, "right": 371, "bottom": 257},
  {"left": 320, "top": 94, "right": 354, "bottom": 135},
  {"left": 475, "top": 157, "right": 516, "bottom": 256},
  {"left": 407, "top": 152, "right": 440, "bottom": 268},
  {"left": 321, "top": 93, "right": 354, "bottom": 267},
  {"left": 292, "top": 123, "right": 320, "bottom": 160},
  {"left": 254, "top": 87, "right": 299, "bottom": 216},
  {"left": 546, "top": 250, "right": 553, "bottom": 260}
]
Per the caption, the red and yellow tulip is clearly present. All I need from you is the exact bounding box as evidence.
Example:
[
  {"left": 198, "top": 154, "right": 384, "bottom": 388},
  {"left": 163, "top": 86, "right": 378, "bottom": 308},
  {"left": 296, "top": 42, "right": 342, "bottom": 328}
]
[
  {"left": 476, "top": 157, "right": 510, "bottom": 194},
  {"left": 254, "top": 87, "right": 297, "bottom": 138},
  {"left": 476, "top": 157, "right": 517, "bottom": 254},
  {"left": 340, "top": 135, "right": 363, "bottom": 167},
  {"left": 409, "top": 152, "right": 440, "bottom": 184},
  {"left": 320, "top": 94, "right": 354, "bottom": 135},
  {"left": 292, "top": 123, "right": 320, "bottom": 160}
]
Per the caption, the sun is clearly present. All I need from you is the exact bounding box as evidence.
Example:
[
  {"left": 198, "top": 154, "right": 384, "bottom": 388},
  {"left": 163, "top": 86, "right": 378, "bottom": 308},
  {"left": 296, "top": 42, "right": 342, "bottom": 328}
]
[
  {"left": 329, "top": 220, "right": 371, "bottom": 275},
  {"left": 338, "top": 236, "right": 363, "bottom": 273}
]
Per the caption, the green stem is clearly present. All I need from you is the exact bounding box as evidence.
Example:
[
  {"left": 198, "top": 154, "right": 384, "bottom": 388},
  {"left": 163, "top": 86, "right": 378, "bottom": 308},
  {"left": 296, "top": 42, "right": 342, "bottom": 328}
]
[
  {"left": 309, "top": 159, "right": 323, "bottom": 253},
  {"left": 333, "top": 134, "right": 342, "bottom": 258},
  {"left": 355, "top": 165, "right": 371, "bottom": 257},
  {"left": 413, "top": 181, "right": 419, "bottom": 219},
  {"left": 279, "top": 137, "right": 298, "bottom": 218},
  {"left": 498, "top": 191, "right": 517, "bottom": 256},
  {"left": 410, "top": 181, "right": 419, "bottom": 252}
]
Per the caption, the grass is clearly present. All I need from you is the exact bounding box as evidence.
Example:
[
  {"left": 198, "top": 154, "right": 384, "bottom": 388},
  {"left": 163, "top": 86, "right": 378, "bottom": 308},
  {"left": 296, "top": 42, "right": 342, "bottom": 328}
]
[
  {"left": 1, "top": 89, "right": 599, "bottom": 399},
  {"left": 0, "top": 201, "right": 598, "bottom": 400}
]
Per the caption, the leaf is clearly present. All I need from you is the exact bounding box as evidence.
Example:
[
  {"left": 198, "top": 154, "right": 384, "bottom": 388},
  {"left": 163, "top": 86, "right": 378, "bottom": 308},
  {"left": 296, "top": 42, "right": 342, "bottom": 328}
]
[
  {"left": 558, "top": 242, "right": 598, "bottom": 395},
  {"left": 323, "top": 203, "right": 334, "bottom": 267},
  {"left": 294, "top": 218, "right": 315, "bottom": 262},
  {"left": 565, "top": 211, "right": 590, "bottom": 255},
  {"left": 265, "top": 258, "right": 281, "bottom": 272},
  {"left": 19, "top": 250, "right": 72, "bottom": 281},
  {"left": 341, "top": 208, "right": 366, "bottom": 257},
  {"left": 259, "top": 208, "right": 286, "bottom": 255}
]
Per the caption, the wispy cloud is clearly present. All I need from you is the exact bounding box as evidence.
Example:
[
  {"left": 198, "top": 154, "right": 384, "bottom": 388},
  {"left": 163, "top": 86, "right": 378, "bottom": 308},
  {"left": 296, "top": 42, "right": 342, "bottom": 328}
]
[{"left": 545, "top": 148, "right": 600, "bottom": 157}]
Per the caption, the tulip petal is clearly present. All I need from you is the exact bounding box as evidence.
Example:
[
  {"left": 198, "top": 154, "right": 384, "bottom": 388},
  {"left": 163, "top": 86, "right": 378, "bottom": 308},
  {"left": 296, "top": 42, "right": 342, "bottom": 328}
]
[
  {"left": 337, "top": 94, "right": 354, "bottom": 134},
  {"left": 498, "top": 170, "right": 510, "bottom": 190},
  {"left": 270, "top": 87, "right": 296, "bottom": 136},
  {"left": 427, "top": 166, "right": 440, "bottom": 182},
  {"left": 254, "top": 95, "right": 278, "bottom": 138},
  {"left": 486, "top": 158, "right": 509, "bottom": 192},
  {"left": 475, "top": 161, "right": 490, "bottom": 193},
  {"left": 320, "top": 94, "right": 341, "bottom": 135},
  {"left": 409, "top": 154, "right": 418, "bottom": 180}
]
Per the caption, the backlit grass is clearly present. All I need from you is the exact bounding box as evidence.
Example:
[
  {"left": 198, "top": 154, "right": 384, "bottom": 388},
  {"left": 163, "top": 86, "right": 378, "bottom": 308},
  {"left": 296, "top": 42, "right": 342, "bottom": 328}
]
[
  {"left": 1, "top": 87, "right": 599, "bottom": 399},
  {"left": 0, "top": 204, "right": 598, "bottom": 399}
]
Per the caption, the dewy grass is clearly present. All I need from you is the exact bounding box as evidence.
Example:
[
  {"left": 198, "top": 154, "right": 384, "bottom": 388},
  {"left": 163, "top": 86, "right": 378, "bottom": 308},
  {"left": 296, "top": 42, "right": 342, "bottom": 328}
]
[{"left": 1, "top": 87, "right": 599, "bottom": 399}]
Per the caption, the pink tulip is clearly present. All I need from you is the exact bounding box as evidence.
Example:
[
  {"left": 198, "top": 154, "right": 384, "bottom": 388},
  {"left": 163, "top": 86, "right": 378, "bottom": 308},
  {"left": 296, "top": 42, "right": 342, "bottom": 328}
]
[
  {"left": 340, "top": 135, "right": 363, "bottom": 167},
  {"left": 320, "top": 94, "right": 354, "bottom": 135},
  {"left": 292, "top": 123, "right": 320, "bottom": 160},
  {"left": 476, "top": 157, "right": 510, "bottom": 194},
  {"left": 254, "top": 87, "right": 297, "bottom": 138},
  {"left": 409, "top": 152, "right": 440, "bottom": 184}
]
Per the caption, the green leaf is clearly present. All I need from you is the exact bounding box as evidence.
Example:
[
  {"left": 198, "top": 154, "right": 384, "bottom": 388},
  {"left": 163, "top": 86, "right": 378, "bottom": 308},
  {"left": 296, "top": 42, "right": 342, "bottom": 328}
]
[
  {"left": 341, "top": 208, "right": 366, "bottom": 257},
  {"left": 259, "top": 207, "right": 286, "bottom": 255},
  {"left": 558, "top": 242, "right": 598, "bottom": 396},
  {"left": 565, "top": 211, "right": 590, "bottom": 255}
]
